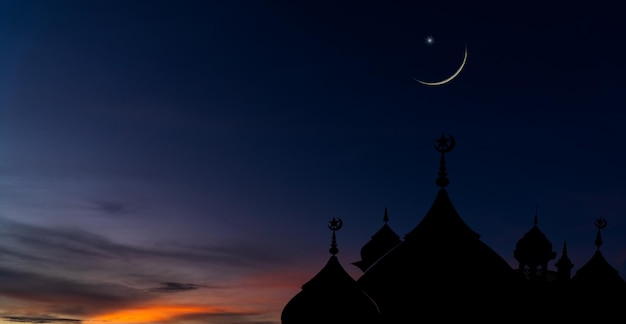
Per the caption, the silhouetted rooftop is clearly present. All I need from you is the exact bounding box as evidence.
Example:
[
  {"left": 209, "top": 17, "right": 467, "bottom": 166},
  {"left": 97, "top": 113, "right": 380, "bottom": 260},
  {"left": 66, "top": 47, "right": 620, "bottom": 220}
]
[
  {"left": 403, "top": 188, "right": 479, "bottom": 242},
  {"left": 352, "top": 208, "right": 401, "bottom": 272},
  {"left": 514, "top": 223, "right": 556, "bottom": 268},
  {"left": 572, "top": 250, "right": 625, "bottom": 288},
  {"left": 282, "top": 135, "right": 626, "bottom": 323},
  {"left": 281, "top": 255, "right": 380, "bottom": 324},
  {"left": 282, "top": 219, "right": 380, "bottom": 324},
  {"left": 358, "top": 188, "right": 520, "bottom": 322}
]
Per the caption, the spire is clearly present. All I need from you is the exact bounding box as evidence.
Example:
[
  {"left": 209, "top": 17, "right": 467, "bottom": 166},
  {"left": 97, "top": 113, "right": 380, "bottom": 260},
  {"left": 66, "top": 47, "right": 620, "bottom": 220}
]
[
  {"left": 533, "top": 205, "right": 538, "bottom": 225},
  {"left": 594, "top": 218, "right": 607, "bottom": 251},
  {"left": 594, "top": 231, "right": 602, "bottom": 250},
  {"left": 555, "top": 240, "right": 574, "bottom": 281},
  {"left": 383, "top": 207, "right": 389, "bottom": 224},
  {"left": 434, "top": 133, "right": 455, "bottom": 189},
  {"left": 328, "top": 217, "right": 343, "bottom": 255}
]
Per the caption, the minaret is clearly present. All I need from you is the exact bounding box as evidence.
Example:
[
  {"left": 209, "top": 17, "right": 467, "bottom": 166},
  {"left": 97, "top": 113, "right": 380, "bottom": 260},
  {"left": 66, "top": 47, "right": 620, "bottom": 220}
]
[{"left": 554, "top": 241, "right": 574, "bottom": 281}]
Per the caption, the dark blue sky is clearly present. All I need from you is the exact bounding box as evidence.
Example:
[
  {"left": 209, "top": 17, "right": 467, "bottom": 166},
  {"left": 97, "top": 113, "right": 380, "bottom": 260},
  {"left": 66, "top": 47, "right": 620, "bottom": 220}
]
[{"left": 1, "top": 1, "right": 625, "bottom": 323}]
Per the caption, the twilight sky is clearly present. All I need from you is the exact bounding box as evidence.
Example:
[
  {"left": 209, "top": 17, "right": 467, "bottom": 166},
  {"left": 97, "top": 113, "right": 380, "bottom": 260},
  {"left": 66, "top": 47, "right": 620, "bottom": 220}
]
[{"left": 1, "top": 1, "right": 625, "bottom": 323}]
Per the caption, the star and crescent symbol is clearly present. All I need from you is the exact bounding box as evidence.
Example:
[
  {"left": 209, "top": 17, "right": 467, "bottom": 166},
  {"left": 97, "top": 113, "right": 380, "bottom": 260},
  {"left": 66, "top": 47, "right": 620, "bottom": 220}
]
[
  {"left": 328, "top": 217, "right": 343, "bottom": 231},
  {"left": 434, "top": 133, "right": 455, "bottom": 154},
  {"left": 595, "top": 217, "right": 607, "bottom": 229}
]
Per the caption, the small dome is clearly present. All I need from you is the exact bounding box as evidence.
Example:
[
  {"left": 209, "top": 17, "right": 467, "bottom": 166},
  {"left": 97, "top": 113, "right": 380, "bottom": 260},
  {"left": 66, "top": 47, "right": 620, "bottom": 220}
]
[
  {"left": 514, "top": 225, "right": 556, "bottom": 267},
  {"left": 353, "top": 208, "right": 401, "bottom": 272}
]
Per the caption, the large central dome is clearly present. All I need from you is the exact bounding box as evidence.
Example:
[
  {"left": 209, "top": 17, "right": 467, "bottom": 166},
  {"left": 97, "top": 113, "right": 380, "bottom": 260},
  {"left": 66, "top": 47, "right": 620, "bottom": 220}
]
[{"left": 357, "top": 134, "right": 521, "bottom": 322}]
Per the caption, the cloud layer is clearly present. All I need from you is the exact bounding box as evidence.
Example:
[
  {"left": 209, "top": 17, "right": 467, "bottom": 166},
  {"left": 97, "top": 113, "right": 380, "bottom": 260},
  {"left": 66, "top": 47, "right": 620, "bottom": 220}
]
[{"left": 0, "top": 217, "right": 297, "bottom": 323}]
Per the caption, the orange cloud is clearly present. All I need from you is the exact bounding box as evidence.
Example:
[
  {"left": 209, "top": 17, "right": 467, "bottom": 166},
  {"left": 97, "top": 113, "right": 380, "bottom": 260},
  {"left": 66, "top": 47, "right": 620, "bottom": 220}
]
[
  {"left": 82, "top": 266, "right": 318, "bottom": 324},
  {"left": 87, "top": 305, "right": 250, "bottom": 323}
]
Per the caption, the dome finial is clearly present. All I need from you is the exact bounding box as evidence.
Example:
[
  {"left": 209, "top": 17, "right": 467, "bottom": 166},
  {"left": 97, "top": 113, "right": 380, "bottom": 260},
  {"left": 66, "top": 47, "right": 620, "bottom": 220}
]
[
  {"left": 383, "top": 207, "right": 389, "bottom": 224},
  {"left": 594, "top": 217, "right": 607, "bottom": 250},
  {"left": 434, "top": 133, "right": 455, "bottom": 189},
  {"left": 328, "top": 217, "right": 343, "bottom": 255}
]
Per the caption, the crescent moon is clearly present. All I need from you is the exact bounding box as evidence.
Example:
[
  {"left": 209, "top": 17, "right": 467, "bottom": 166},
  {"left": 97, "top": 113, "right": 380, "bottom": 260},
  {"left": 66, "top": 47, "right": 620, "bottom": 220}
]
[{"left": 414, "top": 44, "right": 468, "bottom": 86}]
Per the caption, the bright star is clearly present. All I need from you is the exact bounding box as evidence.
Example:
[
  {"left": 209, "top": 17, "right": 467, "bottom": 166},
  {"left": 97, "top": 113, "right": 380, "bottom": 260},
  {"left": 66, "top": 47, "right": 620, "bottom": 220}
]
[{"left": 425, "top": 35, "right": 435, "bottom": 45}]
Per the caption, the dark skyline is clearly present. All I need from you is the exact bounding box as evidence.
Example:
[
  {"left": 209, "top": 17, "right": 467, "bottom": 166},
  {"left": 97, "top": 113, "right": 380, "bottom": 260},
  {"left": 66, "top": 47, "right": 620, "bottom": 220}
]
[{"left": 1, "top": 1, "right": 625, "bottom": 323}]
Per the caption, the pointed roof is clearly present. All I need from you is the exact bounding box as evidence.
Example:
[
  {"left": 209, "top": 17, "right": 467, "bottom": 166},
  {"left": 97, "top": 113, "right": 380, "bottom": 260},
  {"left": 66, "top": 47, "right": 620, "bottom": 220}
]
[
  {"left": 563, "top": 219, "right": 626, "bottom": 322},
  {"left": 358, "top": 189, "right": 519, "bottom": 322},
  {"left": 357, "top": 134, "right": 520, "bottom": 322},
  {"left": 281, "top": 255, "right": 381, "bottom": 324},
  {"left": 403, "top": 134, "right": 479, "bottom": 243},
  {"left": 361, "top": 188, "right": 514, "bottom": 277},
  {"left": 571, "top": 219, "right": 625, "bottom": 289},
  {"left": 571, "top": 250, "right": 625, "bottom": 286},
  {"left": 281, "top": 219, "right": 380, "bottom": 324},
  {"left": 353, "top": 208, "right": 401, "bottom": 272},
  {"left": 403, "top": 188, "right": 479, "bottom": 242}
]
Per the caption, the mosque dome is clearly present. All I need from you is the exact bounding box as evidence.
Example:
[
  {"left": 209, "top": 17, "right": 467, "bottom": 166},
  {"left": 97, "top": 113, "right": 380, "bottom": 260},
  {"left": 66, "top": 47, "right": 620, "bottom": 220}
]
[
  {"left": 357, "top": 134, "right": 521, "bottom": 322},
  {"left": 281, "top": 135, "right": 626, "bottom": 323},
  {"left": 571, "top": 220, "right": 625, "bottom": 289},
  {"left": 352, "top": 208, "right": 401, "bottom": 272},
  {"left": 565, "top": 220, "right": 626, "bottom": 320},
  {"left": 514, "top": 226, "right": 555, "bottom": 266},
  {"left": 572, "top": 250, "right": 624, "bottom": 287},
  {"left": 281, "top": 218, "right": 380, "bottom": 324},
  {"left": 514, "top": 211, "right": 556, "bottom": 274}
]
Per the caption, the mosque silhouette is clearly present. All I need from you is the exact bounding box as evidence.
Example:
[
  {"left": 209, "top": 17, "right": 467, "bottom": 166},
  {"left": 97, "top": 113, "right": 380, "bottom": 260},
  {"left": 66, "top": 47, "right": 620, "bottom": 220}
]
[{"left": 281, "top": 134, "right": 626, "bottom": 323}]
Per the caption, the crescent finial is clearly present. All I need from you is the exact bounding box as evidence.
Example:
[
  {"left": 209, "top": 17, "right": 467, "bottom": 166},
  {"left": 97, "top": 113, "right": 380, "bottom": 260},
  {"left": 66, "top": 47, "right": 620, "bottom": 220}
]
[
  {"left": 328, "top": 217, "right": 343, "bottom": 231},
  {"left": 328, "top": 217, "right": 343, "bottom": 255},
  {"left": 434, "top": 133, "right": 455, "bottom": 153},
  {"left": 594, "top": 217, "right": 607, "bottom": 229}
]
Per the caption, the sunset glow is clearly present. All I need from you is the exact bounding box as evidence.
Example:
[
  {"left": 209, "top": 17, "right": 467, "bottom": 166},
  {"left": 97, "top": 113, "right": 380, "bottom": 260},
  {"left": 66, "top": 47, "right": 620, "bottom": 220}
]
[{"left": 88, "top": 305, "right": 246, "bottom": 323}]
